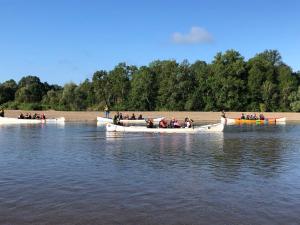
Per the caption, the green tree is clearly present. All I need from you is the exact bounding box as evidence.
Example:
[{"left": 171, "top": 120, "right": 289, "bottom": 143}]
[
  {"left": 78, "top": 79, "right": 95, "bottom": 109},
  {"left": 247, "top": 50, "right": 282, "bottom": 111},
  {"left": 210, "top": 50, "right": 247, "bottom": 111},
  {"left": 189, "top": 61, "right": 210, "bottom": 110},
  {"left": 42, "top": 89, "right": 63, "bottom": 109},
  {"left": 15, "top": 75, "right": 46, "bottom": 103},
  {"left": 0, "top": 79, "right": 17, "bottom": 105},
  {"left": 92, "top": 70, "right": 113, "bottom": 108},
  {"left": 155, "top": 60, "right": 181, "bottom": 110},
  {"left": 277, "top": 64, "right": 297, "bottom": 111},
  {"left": 109, "top": 63, "right": 136, "bottom": 109},
  {"left": 59, "top": 83, "right": 78, "bottom": 110},
  {"left": 128, "top": 66, "right": 157, "bottom": 110},
  {"left": 289, "top": 86, "right": 300, "bottom": 112}
]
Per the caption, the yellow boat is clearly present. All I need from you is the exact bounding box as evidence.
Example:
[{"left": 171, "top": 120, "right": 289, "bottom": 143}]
[{"left": 221, "top": 117, "right": 286, "bottom": 125}]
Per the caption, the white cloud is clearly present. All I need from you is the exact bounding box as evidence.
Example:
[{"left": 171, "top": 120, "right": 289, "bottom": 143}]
[{"left": 171, "top": 26, "right": 213, "bottom": 44}]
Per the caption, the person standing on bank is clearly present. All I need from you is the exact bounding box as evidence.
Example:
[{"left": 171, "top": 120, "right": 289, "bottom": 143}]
[
  {"left": 104, "top": 105, "right": 110, "bottom": 118},
  {"left": 221, "top": 110, "right": 226, "bottom": 118}
]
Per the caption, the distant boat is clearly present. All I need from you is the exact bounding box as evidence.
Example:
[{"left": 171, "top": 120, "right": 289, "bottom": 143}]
[
  {"left": 0, "top": 117, "right": 65, "bottom": 125},
  {"left": 221, "top": 117, "right": 286, "bottom": 125},
  {"left": 97, "top": 116, "right": 164, "bottom": 124},
  {"left": 106, "top": 123, "right": 224, "bottom": 133}
]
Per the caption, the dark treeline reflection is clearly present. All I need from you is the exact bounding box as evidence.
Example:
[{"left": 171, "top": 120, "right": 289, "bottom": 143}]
[{"left": 1, "top": 50, "right": 300, "bottom": 112}]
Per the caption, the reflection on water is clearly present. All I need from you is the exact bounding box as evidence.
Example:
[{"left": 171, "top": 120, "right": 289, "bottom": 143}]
[{"left": 0, "top": 123, "right": 300, "bottom": 224}]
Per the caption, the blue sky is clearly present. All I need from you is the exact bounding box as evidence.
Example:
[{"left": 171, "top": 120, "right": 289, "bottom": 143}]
[{"left": 0, "top": 0, "right": 299, "bottom": 85}]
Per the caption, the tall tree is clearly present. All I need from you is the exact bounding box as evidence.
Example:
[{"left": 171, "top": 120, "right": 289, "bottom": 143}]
[
  {"left": 59, "top": 83, "right": 78, "bottom": 110},
  {"left": 247, "top": 50, "right": 282, "bottom": 111},
  {"left": 155, "top": 60, "right": 181, "bottom": 110},
  {"left": 289, "top": 86, "right": 300, "bottom": 112},
  {"left": 109, "top": 63, "right": 136, "bottom": 109},
  {"left": 210, "top": 50, "right": 247, "bottom": 111},
  {"left": 128, "top": 66, "right": 157, "bottom": 110},
  {"left": 92, "top": 70, "right": 113, "bottom": 108},
  {"left": 15, "top": 76, "right": 46, "bottom": 103},
  {"left": 0, "top": 79, "right": 17, "bottom": 105},
  {"left": 190, "top": 61, "right": 210, "bottom": 110}
]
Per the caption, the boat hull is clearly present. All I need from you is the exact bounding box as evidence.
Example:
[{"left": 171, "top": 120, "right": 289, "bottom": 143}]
[
  {"left": 0, "top": 117, "right": 65, "bottom": 124},
  {"left": 106, "top": 123, "right": 224, "bottom": 133},
  {"left": 221, "top": 117, "right": 286, "bottom": 125}
]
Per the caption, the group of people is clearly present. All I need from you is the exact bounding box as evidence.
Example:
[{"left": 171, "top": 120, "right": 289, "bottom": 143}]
[
  {"left": 0, "top": 109, "right": 46, "bottom": 120},
  {"left": 18, "top": 113, "right": 46, "bottom": 120},
  {"left": 240, "top": 113, "right": 265, "bottom": 120},
  {"left": 113, "top": 112, "right": 144, "bottom": 125},
  {"left": 158, "top": 117, "right": 193, "bottom": 129},
  {"left": 221, "top": 110, "right": 266, "bottom": 120},
  {"left": 105, "top": 105, "right": 146, "bottom": 121}
]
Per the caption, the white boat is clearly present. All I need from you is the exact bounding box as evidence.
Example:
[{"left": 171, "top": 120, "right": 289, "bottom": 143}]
[
  {"left": 106, "top": 123, "right": 224, "bottom": 133},
  {"left": 221, "top": 117, "right": 286, "bottom": 125},
  {"left": 97, "top": 116, "right": 164, "bottom": 124},
  {"left": 0, "top": 117, "right": 65, "bottom": 125}
]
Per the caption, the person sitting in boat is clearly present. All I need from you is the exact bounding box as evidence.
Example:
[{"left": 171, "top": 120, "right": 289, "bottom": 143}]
[
  {"left": 41, "top": 113, "right": 46, "bottom": 120},
  {"left": 159, "top": 119, "right": 168, "bottom": 128},
  {"left": 253, "top": 114, "right": 258, "bottom": 120},
  {"left": 24, "top": 113, "right": 29, "bottom": 119},
  {"left": 124, "top": 114, "right": 129, "bottom": 120},
  {"left": 184, "top": 117, "right": 188, "bottom": 127},
  {"left": 130, "top": 113, "right": 136, "bottom": 120},
  {"left": 138, "top": 114, "right": 143, "bottom": 120},
  {"left": 146, "top": 119, "right": 154, "bottom": 128},
  {"left": 169, "top": 117, "right": 176, "bottom": 128},
  {"left": 246, "top": 115, "right": 250, "bottom": 120},
  {"left": 221, "top": 110, "right": 226, "bottom": 118},
  {"left": 119, "top": 113, "right": 123, "bottom": 120},
  {"left": 240, "top": 113, "right": 245, "bottom": 119},
  {"left": 0, "top": 109, "right": 4, "bottom": 117},
  {"left": 184, "top": 118, "right": 193, "bottom": 128},
  {"left": 18, "top": 113, "right": 24, "bottom": 119},
  {"left": 173, "top": 120, "right": 181, "bottom": 128},
  {"left": 259, "top": 114, "right": 265, "bottom": 120},
  {"left": 113, "top": 114, "right": 118, "bottom": 125}
]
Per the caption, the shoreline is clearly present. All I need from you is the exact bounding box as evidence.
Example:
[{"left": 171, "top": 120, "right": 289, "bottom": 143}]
[{"left": 3, "top": 110, "right": 300, "bottom": 122}]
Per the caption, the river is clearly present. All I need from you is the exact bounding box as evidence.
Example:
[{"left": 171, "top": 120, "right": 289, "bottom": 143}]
[{"left": 0, "top": 123, "right": 300, "bottom": 224}]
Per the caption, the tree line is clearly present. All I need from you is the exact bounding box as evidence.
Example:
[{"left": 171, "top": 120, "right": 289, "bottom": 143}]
[{"left": 1, "top": 49, "right": 300, "bottom": 112}]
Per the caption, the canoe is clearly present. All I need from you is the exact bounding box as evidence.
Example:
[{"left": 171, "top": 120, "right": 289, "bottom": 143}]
[
  {"left": 106, "top": 123, "right": 224, "bottom": 133},
  {"left": 97, "top": 116, "right": 164, "bottom": 124},
  {"left": 0, "top": 117, "right": 65, "bottom": 124},
  {"left": 221, "top": 117, "right": 286, "bottom": 125}
]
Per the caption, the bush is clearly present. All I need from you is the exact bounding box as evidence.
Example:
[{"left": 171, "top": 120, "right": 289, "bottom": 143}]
[
  {"left": 290, "top": 101, "right": 300, "bottom": 112},
  {"left": 259, "top": 103, "right": 267, "bottom": 112},
  {"left": 1, "top": 101, "right": 20, "bottom": 109},
  {"left": 18, "top": 103, "right": 43, "bottom": 110}
]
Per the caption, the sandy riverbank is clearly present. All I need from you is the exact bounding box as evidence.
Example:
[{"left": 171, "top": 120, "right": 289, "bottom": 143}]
[{"left": 3, "top": 110, "right": 300, "bottom": 122}]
